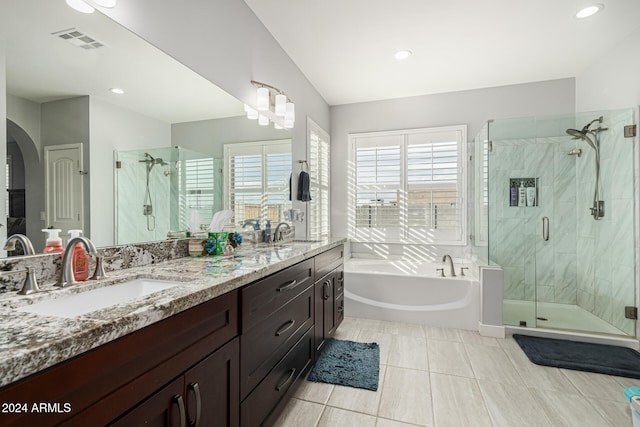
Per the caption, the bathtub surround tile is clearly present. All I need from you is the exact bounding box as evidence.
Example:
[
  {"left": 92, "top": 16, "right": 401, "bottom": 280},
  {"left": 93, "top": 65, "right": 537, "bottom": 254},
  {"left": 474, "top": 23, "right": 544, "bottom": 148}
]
[
  {"left": 378, "top": 366, "right": 433, "bottom": 426},
  {"left": 327, "top": 365, "right": 387, "bottom": 415},
  {"left": 317, "top": 406, "right": 377, "bottom": 427},
  {"left": 427, "top": 340, "right": 474, "bottom": 378},
  {"left": 430, "top": 373, "right": 493, "bottom": 427},
  {"left": 387, "top": 335, "right": 429, "bottom": 371},
  {"left": 478, "top": 380, "right": 552, "bottom": 426},
  {"left": 464, "top": 343, "right": 524, "bottom": 386}
]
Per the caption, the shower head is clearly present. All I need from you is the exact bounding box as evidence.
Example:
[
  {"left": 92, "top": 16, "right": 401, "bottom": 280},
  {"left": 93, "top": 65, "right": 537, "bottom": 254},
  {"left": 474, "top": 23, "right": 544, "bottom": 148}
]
[
  {"left": 566, "top": 117, "right": 603, "bottom": 152},
  {"left": 139, "top": 153, "right": 168, "bottom": 168}
]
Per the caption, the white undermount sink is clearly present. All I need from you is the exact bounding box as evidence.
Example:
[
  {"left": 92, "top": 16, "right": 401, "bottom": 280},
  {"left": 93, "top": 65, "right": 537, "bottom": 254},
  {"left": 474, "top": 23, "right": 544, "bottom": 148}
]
[{"left": 16, "top": 278, "right": 181, "bottom": 318}]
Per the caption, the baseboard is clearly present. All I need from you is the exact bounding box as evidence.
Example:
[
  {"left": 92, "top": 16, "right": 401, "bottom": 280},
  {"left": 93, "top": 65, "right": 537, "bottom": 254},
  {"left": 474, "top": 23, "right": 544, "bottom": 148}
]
[{"left": 478, "top": 322, "right": 505, "bottom": 338}]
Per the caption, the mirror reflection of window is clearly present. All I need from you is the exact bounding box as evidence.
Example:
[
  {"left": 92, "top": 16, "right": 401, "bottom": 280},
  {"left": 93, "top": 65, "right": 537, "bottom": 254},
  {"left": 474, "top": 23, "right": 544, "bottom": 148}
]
[{"left": 224, "top": 140, "right": 292, "bottom": 227}]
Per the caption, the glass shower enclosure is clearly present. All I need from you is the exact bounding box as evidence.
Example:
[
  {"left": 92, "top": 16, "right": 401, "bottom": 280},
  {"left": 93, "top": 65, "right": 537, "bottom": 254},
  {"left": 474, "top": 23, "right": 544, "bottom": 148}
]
[
  {"left": 478, "top": 108, "right": 637, "bottom": 337},
  {"left": 115, "top": 146, "right": 222, "bottom": 244}
]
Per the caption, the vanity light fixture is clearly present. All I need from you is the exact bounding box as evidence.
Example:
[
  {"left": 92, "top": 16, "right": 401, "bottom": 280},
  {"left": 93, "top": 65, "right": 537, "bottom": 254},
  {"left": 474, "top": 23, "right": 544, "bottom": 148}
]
[
  {"left": 250, "top": 80, "right": 295, "bottom": 129},
  {"left": 109, "top": 88, "right": 125, "bottom": 94},
  {"left": 394, "top": 50, "right": 412, "bottom": 60},
  {"left": 244, "top": 104, "right": 259, "bottom": 120},
  {"left": 65, "top": 0, "right": 116, "bottom": 14},
  {"left": 575, "top": 4, "right": 603, "bottom": 18}
]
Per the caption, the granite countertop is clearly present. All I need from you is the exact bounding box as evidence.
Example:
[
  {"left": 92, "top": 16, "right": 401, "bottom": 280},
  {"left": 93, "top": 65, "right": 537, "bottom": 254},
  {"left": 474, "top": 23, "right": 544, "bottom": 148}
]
[{"left": 0, "top": 238, "right": 346, "bottom": 388}]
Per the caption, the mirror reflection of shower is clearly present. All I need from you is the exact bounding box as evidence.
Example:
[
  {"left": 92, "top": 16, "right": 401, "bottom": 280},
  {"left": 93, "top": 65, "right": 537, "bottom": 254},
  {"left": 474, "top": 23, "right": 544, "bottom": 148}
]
[
  {"left": 566, "top": 116, "right": 608, "bottom": 220},
  {"left": 139, "top": 152, "right": 169, "bottom": 230}
]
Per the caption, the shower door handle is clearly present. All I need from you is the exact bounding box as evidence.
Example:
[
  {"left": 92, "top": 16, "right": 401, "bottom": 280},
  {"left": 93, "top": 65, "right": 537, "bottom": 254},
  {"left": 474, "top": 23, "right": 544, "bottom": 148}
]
[{"left": 542, "top": 217, "right": 550, "bottom": 241}]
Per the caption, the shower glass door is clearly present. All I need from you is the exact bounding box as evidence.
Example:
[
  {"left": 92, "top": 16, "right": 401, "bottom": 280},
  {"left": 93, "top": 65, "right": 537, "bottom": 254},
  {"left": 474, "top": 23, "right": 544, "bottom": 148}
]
[{"left": 487, "top": 109, "right": 636, "bottom": 337}]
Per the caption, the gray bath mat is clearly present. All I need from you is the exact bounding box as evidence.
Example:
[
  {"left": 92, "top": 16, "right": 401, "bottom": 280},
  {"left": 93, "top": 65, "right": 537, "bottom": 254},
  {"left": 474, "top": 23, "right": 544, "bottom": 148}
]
[
  {"left": 513, "top": 334, "right": 640, "bottom": 379},
  {"left": 308, "top": 339, "right": 380, "bottom": 391}
]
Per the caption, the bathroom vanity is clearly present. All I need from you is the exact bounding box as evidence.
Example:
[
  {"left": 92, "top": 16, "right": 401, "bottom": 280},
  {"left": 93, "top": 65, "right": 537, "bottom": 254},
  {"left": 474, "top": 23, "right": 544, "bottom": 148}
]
[{"left": 0, "top": 239, "right": 345, "bottom": 427}]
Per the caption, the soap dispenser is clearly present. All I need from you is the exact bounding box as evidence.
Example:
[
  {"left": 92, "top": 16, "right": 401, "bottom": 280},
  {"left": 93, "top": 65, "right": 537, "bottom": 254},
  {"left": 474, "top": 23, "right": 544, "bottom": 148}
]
[
  {"left": 42, "top": 229, "right": 64, "bottom": 254},
  {"left": 68, "top": 229, "right": 90, "bottom": 281}
]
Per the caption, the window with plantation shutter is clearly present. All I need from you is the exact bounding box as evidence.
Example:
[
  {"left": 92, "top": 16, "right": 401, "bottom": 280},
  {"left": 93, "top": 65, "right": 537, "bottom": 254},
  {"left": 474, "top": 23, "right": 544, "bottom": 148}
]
[
  {"left": 224, "top": 140, "right": 292, "bottom": 227},
  {"left": 178, "top": 157, "right": 216, "bottom": 230},
  {"left": 350, "top": 125, "right": 467, "bottom": 245},
  {"left": 308, "top": 119, "right": 330, "bottom": 239}
]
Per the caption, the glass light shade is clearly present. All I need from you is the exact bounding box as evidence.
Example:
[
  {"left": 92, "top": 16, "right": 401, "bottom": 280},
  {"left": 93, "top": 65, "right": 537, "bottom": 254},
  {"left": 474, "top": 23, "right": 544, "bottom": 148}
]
[
  {"left": 256, "top": 87, "right": 269, "bottom": 111},
  {"left": 284, "top": 119, "right": 294, "bottom": 129},
  {"left": 92, "top": 0, "right": 116, "bottom": 7},
  {"left": 65, "top": 0, "right": 95, "bottom": 13},
  {"left": 275, "top": 94, "right": 287, "bottom": 116},
  {"left": 274, "top": 122, "right": 284, "bottom": 130},
  {"left": 258, "top": 114, "right": 269, "bottom": 126},
  {"left": 284, "top": 102, "right": 295, "bottom": 123},
  {"left": 246, "top": 108, "right": 258, "bottom": 120}
]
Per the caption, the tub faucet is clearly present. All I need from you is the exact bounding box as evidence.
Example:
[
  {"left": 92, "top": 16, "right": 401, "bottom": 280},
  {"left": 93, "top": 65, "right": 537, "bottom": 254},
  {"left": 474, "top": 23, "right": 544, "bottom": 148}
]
[
  {"left": 442, "top": 254, "right": 456, "bottom": 277},
  {"left": 3, "top": 234, "right": 35, "bottom": 255},
  {"left": 57, "top": 237, "right": 99, "bottom": 287}
]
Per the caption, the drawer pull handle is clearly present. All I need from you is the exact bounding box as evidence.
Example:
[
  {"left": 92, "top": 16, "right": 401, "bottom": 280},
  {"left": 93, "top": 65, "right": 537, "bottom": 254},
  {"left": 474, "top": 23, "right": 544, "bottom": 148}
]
[
  {"left": 187, "top": 382, "right": 201, "bottom": 427},
  {"left": 275, "top": 368, "right": 296, "bottom": 391},
  {"left": 275, "top": 319, "right": 296, "bottom": 336},
  {"left": 277, "top": 279, "right": 298, "bottom": 292},
  {"left": 171, "top": 394, "right": 186, "bottom": 427},
  {"left": 337, "top": 305, "right": 344, "bottom": 313}
]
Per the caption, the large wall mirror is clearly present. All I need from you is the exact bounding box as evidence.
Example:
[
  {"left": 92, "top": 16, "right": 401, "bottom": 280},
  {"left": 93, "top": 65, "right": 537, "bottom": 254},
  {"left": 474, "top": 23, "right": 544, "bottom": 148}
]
[{"left": 0, "top": 0, "right": 291, "bottom": 256}]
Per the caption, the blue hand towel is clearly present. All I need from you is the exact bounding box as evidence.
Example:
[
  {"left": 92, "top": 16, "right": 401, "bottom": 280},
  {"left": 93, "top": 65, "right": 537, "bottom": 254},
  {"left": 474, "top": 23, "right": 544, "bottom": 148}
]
[{"left": 297, "top": 171, "right": 312, "bottom": 201}]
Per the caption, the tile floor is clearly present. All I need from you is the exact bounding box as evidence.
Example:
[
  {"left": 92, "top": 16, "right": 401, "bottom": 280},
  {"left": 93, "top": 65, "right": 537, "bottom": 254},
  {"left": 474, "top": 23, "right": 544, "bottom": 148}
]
[{"left": 274, "top": 317, "right": 636, "bottom": 427}]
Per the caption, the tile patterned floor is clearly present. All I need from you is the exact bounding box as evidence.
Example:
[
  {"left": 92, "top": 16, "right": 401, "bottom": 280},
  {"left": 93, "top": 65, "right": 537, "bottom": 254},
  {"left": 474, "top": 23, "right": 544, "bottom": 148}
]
[{"left": 274, "top": 317, "right": 636, "bottom": 427}]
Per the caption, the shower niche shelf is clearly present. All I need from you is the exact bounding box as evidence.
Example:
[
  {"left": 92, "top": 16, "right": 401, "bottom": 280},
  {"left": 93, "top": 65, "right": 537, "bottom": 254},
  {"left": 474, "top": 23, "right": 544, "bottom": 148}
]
[{"left": 509, "top": 177, "right": 538, "bottom": 207}]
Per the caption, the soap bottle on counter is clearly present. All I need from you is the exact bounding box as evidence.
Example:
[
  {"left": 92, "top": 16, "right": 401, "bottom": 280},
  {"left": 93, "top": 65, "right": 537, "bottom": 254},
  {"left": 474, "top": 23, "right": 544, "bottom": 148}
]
[
  {"left": 42, "top": 228, "right": 64, "bottom": 254},
  {"left": 264, "top": 220, "right": 271, "bottom": 243},
  {"left": 68, "top": 229, "right": 90, "bottom": 281}
]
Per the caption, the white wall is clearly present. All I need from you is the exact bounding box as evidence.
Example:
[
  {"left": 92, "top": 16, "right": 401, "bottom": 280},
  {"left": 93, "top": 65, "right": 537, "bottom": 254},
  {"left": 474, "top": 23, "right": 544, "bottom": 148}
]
[
  {"left": 576, "top": 26, "right": 640, "bottom": 111},
  {"left": 89, "top": 98, "right": 171, "bottom": 246},
  {"left": 101, "top": 1, "right": 331, "bottom": 239},
  {"left": 331, "top": 78, "right": 576, "bottom": 242}
]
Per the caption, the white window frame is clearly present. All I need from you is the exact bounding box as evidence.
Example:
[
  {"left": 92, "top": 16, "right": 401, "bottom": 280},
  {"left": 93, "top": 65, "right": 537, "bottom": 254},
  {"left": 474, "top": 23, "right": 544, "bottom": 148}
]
[
  {"left": 349, "top": 125, "right": 467, "bottom": 245},
  {"left": 223, "top": 139, "right": 292, "bottom": 226},
  {"left": 307, "top": 117, "right": 331, "bottom": 239}
]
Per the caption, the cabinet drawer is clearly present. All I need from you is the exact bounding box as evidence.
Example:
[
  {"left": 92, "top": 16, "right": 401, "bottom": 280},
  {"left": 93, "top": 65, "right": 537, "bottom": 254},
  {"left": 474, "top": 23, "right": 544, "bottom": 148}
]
[
  {"left": 241, "top": 258, "right": 313, "bottom": 333},
  {"left": 315, "top": 245, "right": 344, "bottom": 281},
  {"left": 240, "top": 327, "right": 314, "bottom": 427},
  {"left": 240, "top": 287, "right": 313, "bottom": 398}
]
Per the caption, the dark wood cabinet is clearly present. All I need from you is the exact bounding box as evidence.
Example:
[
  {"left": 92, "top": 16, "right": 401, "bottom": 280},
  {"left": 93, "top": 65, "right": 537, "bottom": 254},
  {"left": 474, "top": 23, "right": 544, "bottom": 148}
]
[
  {"left": 0, "top": 244, "right": 345, "bottom": 427},
  {"left": 111, "top": 338, "right": 239, "bottom": 427}
]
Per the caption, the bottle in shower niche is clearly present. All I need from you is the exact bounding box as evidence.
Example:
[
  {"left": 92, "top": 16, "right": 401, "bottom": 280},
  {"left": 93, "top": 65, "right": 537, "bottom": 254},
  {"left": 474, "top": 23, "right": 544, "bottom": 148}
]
[
  {"left": 518, "top": 181, "right": 526, "bottom": 207},
  {"left": 510, "top": 182, "right": 518, "bottom": 206},
  {"left": 526, "top": 186, "right": 536, "bottom": 207}
]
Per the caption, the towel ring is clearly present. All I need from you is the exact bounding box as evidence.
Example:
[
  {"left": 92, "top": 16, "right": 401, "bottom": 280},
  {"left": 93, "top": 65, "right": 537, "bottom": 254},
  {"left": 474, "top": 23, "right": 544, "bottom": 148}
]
[{"left": 298, "top": 160, "right": 308, "bottom": 172}]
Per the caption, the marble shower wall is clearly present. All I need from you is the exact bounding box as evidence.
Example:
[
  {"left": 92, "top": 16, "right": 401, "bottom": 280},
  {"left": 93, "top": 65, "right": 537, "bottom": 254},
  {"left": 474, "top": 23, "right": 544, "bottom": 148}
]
[
  {"left": 488, "top": 109, "right": 636, "bottom": 336},
  {"left": 575, "top": 109, "right": 635, "bottom": 336}
]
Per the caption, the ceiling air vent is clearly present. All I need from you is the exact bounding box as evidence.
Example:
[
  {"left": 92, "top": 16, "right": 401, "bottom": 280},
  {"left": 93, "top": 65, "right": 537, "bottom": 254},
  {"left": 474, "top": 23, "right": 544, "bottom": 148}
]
[{"left": 51, "top": 28, "right": 105, "bottom": 49}]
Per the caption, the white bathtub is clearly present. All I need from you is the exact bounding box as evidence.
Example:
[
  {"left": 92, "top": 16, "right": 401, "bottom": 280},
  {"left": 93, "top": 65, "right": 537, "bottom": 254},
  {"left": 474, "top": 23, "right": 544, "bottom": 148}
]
[{"left": 344, "top": 258, "right": 480, "bottom": 330}]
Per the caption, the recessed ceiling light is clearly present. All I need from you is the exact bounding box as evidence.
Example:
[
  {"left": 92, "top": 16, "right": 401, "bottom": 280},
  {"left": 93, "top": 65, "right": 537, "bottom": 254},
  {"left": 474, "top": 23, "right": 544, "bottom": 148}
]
[
  {"left": 575, "top": 4, "right": 604, "bottom": 19},
  {"left": 65, "top": 0, "right": 95, "bottom": 14},
  {"left": 394, "top": 50, "right": 412, "bottom": 60},
  {"left": 110, "top": 88, "right": 125, "bottom": 95}
]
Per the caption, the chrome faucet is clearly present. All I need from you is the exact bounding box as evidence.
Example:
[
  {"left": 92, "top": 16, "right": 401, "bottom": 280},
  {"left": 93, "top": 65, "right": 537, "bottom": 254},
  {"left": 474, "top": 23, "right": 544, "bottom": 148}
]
[
  {"left": 3, "top": 234, "right": 35, "bottom": 255},
  {"left": 442, "top": 254, "right": 456, "bottom": 277},
  {"left": 57, "top": 237, "right": 99, "bottom": 287},
  {"left": 273, "top": 222, "right": 291, "bottom": 242}
]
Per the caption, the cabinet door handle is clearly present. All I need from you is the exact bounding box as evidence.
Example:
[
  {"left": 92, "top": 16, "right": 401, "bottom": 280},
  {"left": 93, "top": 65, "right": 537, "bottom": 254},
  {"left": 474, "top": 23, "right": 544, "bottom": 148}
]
[
  {"left": 171, "top": 394, "right": 186, "bottom": 427},
  {"left": 323, "top": 280, "right": 331, "bottom": 300},
  {"left": 187, "top": 382, "right": 201, "bottom": 427},
  {"left": 275, "top": 368, "right": 296, "bottom": 391},
  {"left": 337, "top": 271, "right": 344, "bottom": 282},
  {"left": 277, "top": 279, "right": 298, "bottom": 292},
  {"left": 337, "top": 304, "right": 344, "bottom": 313},
  {"left": 275, "top": 319, "right": 296, "bottom": 336}
]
